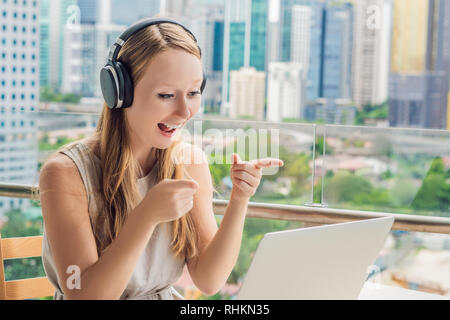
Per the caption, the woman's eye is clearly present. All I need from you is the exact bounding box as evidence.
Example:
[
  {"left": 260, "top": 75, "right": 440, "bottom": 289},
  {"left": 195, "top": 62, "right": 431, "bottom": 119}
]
[
  {"left": 158, "top": 92, "right": 201, "bottom": 99},
  {"left": 158, "top": 94, "right": 174, "bottom": 99}
]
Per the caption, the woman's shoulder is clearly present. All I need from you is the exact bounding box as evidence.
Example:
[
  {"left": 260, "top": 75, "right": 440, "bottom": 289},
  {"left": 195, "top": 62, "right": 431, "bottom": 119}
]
[{"left": 40, "top": 135, "right": 100, "bottom": 183}]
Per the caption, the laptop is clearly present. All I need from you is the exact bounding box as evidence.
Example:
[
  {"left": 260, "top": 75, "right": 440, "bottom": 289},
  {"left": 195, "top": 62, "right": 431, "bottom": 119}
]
[{"left": 236, "top": 216, "right": 395, "bottom": 300}]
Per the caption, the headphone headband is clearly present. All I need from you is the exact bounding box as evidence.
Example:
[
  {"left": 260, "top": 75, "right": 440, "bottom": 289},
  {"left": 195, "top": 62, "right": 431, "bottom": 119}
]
[
  {"left": 100, "top": 17, "right": 206, "bottom": 110},
  {"left": 108, "top": 17, "right": 200, "bottom": 63}
]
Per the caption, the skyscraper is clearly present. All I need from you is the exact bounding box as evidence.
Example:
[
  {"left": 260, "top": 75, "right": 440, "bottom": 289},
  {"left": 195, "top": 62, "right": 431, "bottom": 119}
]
[
  {"left": 0, "top": 0, "right": 40, "bottom": 215},
  {"left": 389, "top": 0, "right": 450, "bottom": 129},
  {"left": 291, "top": 5, "right": 311, "bottom": 76},
  {"left": 40, "top": 0, "right": 50, "bottom": 87},
  {"left": 78, "top": 0, "right": 98, "bottom": 24},
  {"left": 321, "top": 2, "right": 353, "bottom": 99},
  {"left": 266, "top": 62, "right": 304, "bottom": 122},
  {"left": 250, "top": 0, "right": 268, "bottom": 72},
  {"left": 351, "top": 0, "right": 391, "bottom": 109},
  {"left": 110, "top": 0, "right": 161, "bottom": 26},
  {"left": 229, "top": 67, "right": 266, "bottom": 120},
  {"left": 280, "top": 0, "right": 353, "bottom": 101}
]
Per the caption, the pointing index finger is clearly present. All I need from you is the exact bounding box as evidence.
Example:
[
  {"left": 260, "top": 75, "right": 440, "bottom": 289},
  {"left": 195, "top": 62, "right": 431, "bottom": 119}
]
[{"left": 253, "top": 158, "right": 284, "bottom": 169}]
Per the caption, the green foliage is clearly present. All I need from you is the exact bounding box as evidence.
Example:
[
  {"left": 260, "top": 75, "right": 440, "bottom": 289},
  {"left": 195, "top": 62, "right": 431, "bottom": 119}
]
[
  {"left": 313, "top": 136, "right": 333, "bottom": 155},
  {"left": 352, "top": 188, "right": 393, "bottom": 207},
  {"left": 237, "top": 115, "right": 256, "bottom": 120},
  {"left": 411, "top": 157, "right": 450, "bottom": 214},
  {"left": 355, "top": 101, "right": 388, "bottom": 125},
  {"left": 0, "top": 208, "right": 45, "bottom": 282},
  {"left": 38, "top": 134, "right": 80, "bottom": 152},
  {"left": 380, "top": 169, "right": 394, "bottom": 180},
  {"left": 1, "top": 209, "right": 42, "bottom": 238},
  {"left": 281, "top": 117, "right": 325, "bottom": 125},
  {"left": 40, "top": 86, "right": 81, "bottom": 103},
  {"left": 324, "top": 172, "right": 373, "bottom": 203}
]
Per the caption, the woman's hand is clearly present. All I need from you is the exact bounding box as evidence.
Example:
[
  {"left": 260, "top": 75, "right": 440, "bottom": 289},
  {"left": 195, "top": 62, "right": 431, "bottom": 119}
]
[
  {"left": 143, "top": 178, "right": 199, "bottom": 225},
  {"left": 230, "top": 153, "right": 284, "bottom": 201}
]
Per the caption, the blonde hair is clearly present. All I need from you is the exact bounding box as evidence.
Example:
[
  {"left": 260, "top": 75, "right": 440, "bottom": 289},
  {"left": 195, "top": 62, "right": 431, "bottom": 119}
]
[{"left": 52, "top": 20, "right": 203, "bottom": 261}]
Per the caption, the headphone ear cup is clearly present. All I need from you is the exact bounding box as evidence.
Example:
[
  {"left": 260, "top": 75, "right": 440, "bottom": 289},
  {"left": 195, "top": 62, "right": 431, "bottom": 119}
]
[
  {"left": 100, "top": 63, "right": 119, "bottom": 109},
  {"left": 116, "top": 61, "right": 134, "bottom": 108}
]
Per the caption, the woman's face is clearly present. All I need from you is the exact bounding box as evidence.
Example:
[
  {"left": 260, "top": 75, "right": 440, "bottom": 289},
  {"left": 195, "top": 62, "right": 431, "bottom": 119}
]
[{"left": 125, "top": 48, "right": 203, "bottom": 149}]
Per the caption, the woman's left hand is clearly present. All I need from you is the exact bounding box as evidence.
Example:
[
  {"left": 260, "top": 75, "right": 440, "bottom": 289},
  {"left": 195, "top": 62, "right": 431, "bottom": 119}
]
[{"left": 230, "top": 153, "right": 284, "bottom": 201}]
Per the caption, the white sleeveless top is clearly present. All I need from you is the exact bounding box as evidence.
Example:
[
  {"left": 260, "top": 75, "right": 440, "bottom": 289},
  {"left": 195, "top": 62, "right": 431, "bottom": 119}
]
[{"left": 41, "top": 141, "right": 185, "bottom": 300}]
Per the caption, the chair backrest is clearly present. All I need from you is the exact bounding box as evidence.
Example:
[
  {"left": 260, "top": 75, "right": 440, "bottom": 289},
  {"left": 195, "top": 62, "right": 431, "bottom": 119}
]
[{"left": 0, "top": 234, "right": 55, "bottom": 300}]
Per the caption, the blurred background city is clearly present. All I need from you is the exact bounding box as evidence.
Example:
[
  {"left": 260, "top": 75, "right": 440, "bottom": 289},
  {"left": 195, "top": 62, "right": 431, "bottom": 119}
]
[{"left": 0, "top": 0, "right": 449, "bottom": 299}]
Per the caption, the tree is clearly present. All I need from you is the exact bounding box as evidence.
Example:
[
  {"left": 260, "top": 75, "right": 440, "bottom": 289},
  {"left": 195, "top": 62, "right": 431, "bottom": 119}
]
[
  {"left": 411, "top": 157, "right": 449, "bottom": 214},
  {"left": 39, "top": 86, "right": 81, "bottom": 104},
  {"left": 0, "top": 208, "right": 45, "bottom": 281}
]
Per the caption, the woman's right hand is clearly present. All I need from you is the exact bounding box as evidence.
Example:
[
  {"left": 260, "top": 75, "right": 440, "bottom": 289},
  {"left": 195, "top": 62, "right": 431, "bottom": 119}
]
[{"left": 142, "top": 178, "right": 199, "bottom": 225}]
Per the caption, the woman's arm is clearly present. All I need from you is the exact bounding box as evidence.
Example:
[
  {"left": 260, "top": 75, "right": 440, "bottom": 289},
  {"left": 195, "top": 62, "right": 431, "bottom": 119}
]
[
  {"left": 186, "top": 152, "right": 283, "bottom": 295},
  {"left": 187, "top": 190, "right": 248, "bottom": 295},
  {"left": 40, "top": 155, "right": 160, "bottom": 300}
]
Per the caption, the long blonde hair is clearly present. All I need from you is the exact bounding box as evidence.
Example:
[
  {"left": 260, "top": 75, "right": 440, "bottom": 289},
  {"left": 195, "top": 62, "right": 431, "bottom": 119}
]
[{"left": 56, "top": 21, "right": 202, "bottom": 260}]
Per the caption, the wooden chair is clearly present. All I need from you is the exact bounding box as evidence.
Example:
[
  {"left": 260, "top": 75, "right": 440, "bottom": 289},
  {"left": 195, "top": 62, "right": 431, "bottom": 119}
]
[{"left": 0, "top": 234, "right": 55, "bottom": 300}]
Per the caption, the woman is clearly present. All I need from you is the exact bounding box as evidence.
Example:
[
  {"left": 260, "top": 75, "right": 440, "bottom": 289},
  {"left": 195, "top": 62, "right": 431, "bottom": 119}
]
[{"left": 39, "top": 19, "right": 283, "bottom": 300}]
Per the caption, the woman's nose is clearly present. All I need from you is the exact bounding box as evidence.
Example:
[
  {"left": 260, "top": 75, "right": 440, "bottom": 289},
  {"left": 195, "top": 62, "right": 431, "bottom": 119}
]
[{"left": 174, "top": 97, "right": 191, "bottom": 118}]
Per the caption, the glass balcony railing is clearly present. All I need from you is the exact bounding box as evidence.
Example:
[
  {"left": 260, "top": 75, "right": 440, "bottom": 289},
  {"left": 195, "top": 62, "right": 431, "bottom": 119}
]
[
  {"left": 0, "top": 110, "right": 449, "bottom": 299},
  {"left": 320, "top": 124, "right": 450, "bottom": 218}
]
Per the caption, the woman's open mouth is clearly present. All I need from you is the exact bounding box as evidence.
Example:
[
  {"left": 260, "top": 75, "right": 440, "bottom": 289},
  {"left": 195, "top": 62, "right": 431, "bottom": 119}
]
[{"left": 157, "top": 123, "right": 178, "bottom": 137}]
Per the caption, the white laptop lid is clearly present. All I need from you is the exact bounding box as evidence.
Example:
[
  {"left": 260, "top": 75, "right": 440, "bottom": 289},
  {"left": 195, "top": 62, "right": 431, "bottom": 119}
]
[{"left": 236, "top": 216, "right": 395, "bottom": 300}]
